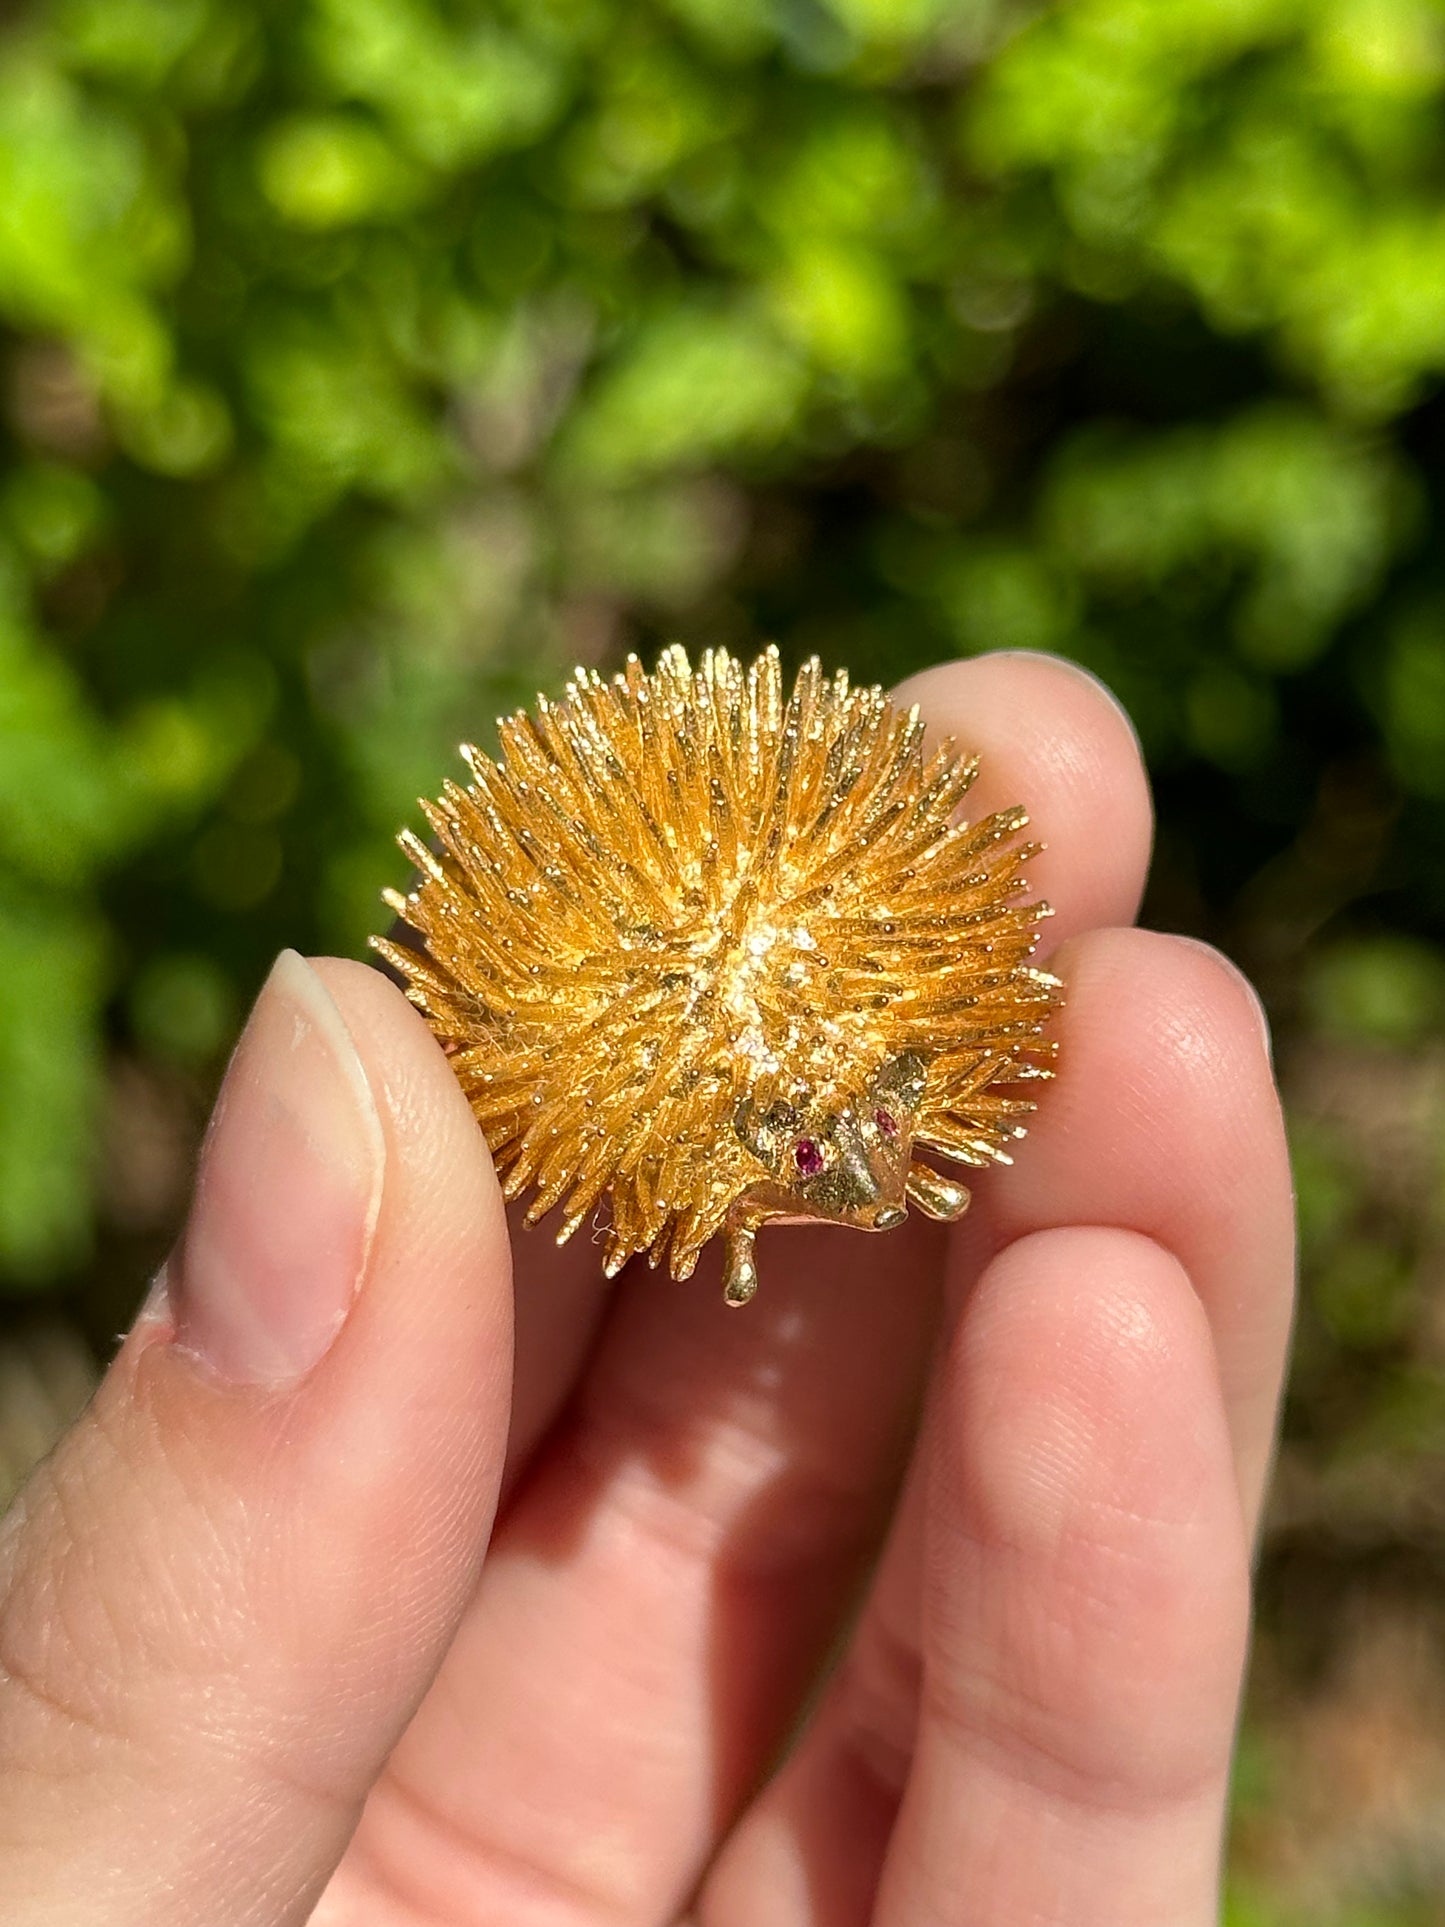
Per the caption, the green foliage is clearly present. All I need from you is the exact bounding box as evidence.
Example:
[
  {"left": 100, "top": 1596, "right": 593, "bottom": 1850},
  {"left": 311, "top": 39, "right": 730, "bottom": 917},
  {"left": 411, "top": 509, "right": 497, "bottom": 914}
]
[
  {"left": 0, "top": 0, "right": 1442, "bottom": 1312},
  {"left": 1308, "top": 934, "right": 1445, "bottom": 1045}
]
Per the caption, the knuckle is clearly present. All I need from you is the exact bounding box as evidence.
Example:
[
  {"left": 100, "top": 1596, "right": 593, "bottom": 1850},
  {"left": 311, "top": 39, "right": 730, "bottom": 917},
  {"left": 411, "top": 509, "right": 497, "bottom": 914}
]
[
  {"left": 0, "top": 1446, "right": 140, "bottom": 1761},
  {"left": 0, "top": 1366, "right": 233, "bottom": 1769}
]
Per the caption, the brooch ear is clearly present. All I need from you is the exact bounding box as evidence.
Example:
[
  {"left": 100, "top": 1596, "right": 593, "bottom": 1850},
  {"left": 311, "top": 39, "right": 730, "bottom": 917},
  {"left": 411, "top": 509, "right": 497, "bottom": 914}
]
[
  {"left": 733, "top": 1096, "right": 799, "bottom": 1165},
  {"left": 871, "top": 1050, "right": 928, "bottom": 1114}
]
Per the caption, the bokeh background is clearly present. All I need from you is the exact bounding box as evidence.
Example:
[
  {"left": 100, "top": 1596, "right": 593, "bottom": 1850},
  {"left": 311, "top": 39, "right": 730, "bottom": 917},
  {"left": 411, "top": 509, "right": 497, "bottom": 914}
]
[{"left": 2, "top": 0, "right": 1445, "bottom": 1917}]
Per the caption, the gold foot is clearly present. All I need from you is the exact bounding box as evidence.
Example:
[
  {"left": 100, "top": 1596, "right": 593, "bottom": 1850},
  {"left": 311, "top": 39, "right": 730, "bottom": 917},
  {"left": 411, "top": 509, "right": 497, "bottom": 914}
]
[
  {"left": 906, "top": 1162, "right": 972, "bottom": 1222},
  {"left": 722, "top": 1217, "right": 761, "bottom": 1306}
]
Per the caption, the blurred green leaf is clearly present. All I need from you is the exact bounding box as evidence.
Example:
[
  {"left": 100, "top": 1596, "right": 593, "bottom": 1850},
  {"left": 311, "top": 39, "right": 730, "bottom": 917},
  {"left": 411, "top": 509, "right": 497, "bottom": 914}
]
[
  {"left": 0, "top": 882, "right": 106, "bottom": 1285},
  {"left": 305, "top": 0, "right": 566, "bottom": 169},
  {"left": 257, "top": 114, "right": 428, "bottom": 229},
  {"left": 561, "top": 301, "right": 806, "bottom": 476},
  {"left": 1307, "top": 936, "right": 1445, "bottom": 1046},
  {"left": 128, "top": 950, "right": 236, "bottom": 1070}
]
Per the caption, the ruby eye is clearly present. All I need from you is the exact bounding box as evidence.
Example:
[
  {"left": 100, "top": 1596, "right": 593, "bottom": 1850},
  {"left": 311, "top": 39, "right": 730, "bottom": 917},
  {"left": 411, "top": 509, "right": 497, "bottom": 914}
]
[
  {"left": 874, "top": 1107, "right": 899, "bottom": 1139},
  {"left": 793, "top": 1137, "right": 824, "bottom": 1176}
]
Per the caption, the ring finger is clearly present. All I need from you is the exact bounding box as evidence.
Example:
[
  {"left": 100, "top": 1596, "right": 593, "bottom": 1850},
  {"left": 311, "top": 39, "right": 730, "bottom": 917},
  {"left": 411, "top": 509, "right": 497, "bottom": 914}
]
[{"left": 703, "top": 921, "right": 1293, "bottom": 1925}]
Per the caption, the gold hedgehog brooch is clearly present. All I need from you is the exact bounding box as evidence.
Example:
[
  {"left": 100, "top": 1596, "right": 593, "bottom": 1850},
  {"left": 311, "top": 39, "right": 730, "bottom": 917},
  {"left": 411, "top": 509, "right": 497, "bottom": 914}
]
[{"left": 374, "top": 646, "right": 1058, "bottom": 1306}]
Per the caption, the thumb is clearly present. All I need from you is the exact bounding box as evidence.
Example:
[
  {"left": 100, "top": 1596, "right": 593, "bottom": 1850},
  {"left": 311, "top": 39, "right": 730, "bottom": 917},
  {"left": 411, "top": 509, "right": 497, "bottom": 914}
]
[{"left": 0, "top": 952, "right": 513, "bottom": 1927}]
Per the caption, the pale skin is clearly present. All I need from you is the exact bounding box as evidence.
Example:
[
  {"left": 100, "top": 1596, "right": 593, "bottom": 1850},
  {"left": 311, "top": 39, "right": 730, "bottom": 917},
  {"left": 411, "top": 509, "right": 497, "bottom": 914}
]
[{"left": 0, "top": 651, "right": 1294, "bottom": 1927}]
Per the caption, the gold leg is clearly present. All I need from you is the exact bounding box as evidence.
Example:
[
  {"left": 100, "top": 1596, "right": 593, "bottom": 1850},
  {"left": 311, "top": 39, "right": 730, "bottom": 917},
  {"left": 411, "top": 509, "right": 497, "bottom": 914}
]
[
  {"left": 722, "top": 1209, "right": 766, "bottom": 1306},
  {"left": 906, "top": 1161, "right": 972, "bottom": 1222}
]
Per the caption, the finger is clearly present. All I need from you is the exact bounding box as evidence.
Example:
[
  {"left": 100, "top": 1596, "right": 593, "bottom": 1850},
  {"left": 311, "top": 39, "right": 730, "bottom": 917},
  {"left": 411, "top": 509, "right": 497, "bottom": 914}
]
[
  {"left": 0, "top": 953, "right": 513, "bottom": 1927},
  {"left": 494, "top": 648, "right": 1152, "bottom": 1508},
  {"left": 500, "top": 1209, "right": 611, "bottom": 1498},
  {"left": 319, "top": 651, "right": 1152, "bottom": 1925},
  {"left": 872, "top": 1227, "right": 1249, "bottom": 1927},
  {"left": 322, "top": 1216, "right": 945, "bottom": 1927},
  {"left": 703, "top": 1230, "right": 1250, "bottom": 1927},
  {"left": 703, "top": 924, "right": 1291, "bottom": 1924},
  {"left": 955, "top": 925, "right": 1293, "bottom": 1527}
]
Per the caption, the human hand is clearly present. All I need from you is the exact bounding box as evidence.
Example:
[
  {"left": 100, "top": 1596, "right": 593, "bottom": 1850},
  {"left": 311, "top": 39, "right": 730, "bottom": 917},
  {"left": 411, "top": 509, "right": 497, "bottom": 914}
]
[{"left": 0, "top": 651, "right": 1294, "bottom": 1927}]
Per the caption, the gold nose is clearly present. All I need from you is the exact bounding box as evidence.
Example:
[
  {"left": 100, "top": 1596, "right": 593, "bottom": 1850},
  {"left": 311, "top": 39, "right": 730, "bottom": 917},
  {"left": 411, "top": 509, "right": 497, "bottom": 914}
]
[{"left": 874, "top": 1205, "right": 907, "bottom": 1231}]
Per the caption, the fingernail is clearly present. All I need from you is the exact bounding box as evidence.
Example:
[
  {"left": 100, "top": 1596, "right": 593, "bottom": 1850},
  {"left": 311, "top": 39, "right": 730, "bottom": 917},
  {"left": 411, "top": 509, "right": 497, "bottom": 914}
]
[{"left": 171, "top": 952, "right": 386, "bottom": 1385}]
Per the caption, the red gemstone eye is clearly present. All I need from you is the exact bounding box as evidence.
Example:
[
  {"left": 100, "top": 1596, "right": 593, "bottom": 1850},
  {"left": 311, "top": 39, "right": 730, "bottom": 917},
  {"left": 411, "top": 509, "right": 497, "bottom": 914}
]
[
  {"left": 793, "top": 1137, "right": 824, "bottom": 1176},
  {"left": 874, "top": 1108, "right": 899, "bottom": 1139}
]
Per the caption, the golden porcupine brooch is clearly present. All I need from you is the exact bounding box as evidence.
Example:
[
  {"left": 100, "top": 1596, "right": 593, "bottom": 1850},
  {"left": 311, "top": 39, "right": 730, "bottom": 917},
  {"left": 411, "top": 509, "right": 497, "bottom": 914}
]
[{"left": 374, "top": 646, "right": 1058, "bottom": 1306}]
